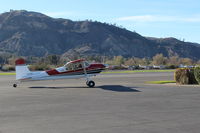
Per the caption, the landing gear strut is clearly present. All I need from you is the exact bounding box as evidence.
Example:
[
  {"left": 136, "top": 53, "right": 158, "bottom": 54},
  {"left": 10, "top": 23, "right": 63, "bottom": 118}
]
[
  {"left": 86, "top": 80, "right": 95, "bottom": 88},
  {"left": 82, "top": 61, "right": 96, "bottom": 88}
]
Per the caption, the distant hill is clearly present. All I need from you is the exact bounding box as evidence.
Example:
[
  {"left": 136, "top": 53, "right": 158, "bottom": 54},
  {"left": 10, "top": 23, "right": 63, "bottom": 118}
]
[{"left": 0, "top": 10, "right": 200, "bottom": 59}]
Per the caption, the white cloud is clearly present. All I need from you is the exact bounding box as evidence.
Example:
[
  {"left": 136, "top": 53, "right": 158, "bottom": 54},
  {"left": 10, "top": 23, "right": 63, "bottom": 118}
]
[{"left": 117, "top": 15, "right": 200, "bottom": 22}]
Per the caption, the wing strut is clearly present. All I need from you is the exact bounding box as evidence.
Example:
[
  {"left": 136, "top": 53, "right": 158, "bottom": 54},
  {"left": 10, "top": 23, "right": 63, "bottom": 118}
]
[
  {"left": 82, "top": 61, "right": 89, "bottom": 81},
  {"left": 82, "top": 61, "right": 95, "bottom": 87}
]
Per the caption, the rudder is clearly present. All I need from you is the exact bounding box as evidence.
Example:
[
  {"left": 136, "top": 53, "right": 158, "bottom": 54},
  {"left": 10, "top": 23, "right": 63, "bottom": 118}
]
[{"left": 15, "top": 58, "right": 30, "bottom": 80}]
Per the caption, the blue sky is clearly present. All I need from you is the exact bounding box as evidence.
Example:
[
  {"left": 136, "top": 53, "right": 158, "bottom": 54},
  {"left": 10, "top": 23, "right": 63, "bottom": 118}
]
[{"left": 0, "top": 0, "right": 200, "bottom": 43}]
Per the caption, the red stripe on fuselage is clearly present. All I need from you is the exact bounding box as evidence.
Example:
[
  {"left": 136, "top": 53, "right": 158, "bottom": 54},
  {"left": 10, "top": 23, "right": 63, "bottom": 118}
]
[
  {"left": 46, "top": 63, "right": 105, "bottom": 76},
  {"left": 46, "top": 69, "right": 60, "bottom": 75},
  {"left": 88, "top": 64, "right": 105, "bottom": 69}
]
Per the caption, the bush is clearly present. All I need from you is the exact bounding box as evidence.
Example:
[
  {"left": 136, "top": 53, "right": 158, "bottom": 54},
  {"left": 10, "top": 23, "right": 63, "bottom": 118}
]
[
  {"left": 1, "top": 65, "right": 15, "bottom": 71},
  {"left": 188, "top": 68, "right": 198, "bottom": 84},
  {"left": 194, "top": 67, "right": 200, "bottom": 84},
  {"left": 174, "top": 68, "right": 189, "bottom": 84},
  {"left": 175, "top": 68, "right": 198, "bottom": 85}
]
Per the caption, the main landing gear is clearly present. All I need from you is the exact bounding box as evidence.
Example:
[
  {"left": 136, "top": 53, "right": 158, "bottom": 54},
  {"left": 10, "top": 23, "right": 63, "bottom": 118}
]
[
  {"left": 82, "top": 61, "right": 95, "bottom": 88},
  {"left": 13, "top": 81, "right": 20, "bottom": 88},
  {"left": 86, "top": 80, "right": 95, "bottom": 88},
  {"left": 13, "top": 84, "right": 17, "bottom": 87}
]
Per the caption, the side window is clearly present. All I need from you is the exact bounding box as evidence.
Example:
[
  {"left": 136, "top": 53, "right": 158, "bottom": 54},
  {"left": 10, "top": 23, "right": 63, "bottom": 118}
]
[
  {"left": 77, "top": 63, "right": 83, "bottom": 69},
  {"left": 66, "top": 62, "right": 84, "bottom": 71},
  {"left": 67, "top": 64, "right": 74, "bottom": 71},
  {"left": 84, "top": 62, "right": 89, "bottom": 67},
  {"left": 74, "top": 63, "right": 83, "bottom": 70}
]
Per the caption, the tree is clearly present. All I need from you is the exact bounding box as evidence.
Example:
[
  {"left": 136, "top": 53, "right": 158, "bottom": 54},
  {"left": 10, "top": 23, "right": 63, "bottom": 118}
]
[
  {"left": 124, "top": 58, "right": 136, "bottom": 66},
  {"left": 168, "top": 56, "right": 180, "bottom": 66},
  {"left": 8, "top": 57, "right": 17, "bottom": 65},
  {"left": 0, "top": 53, "right": 13, "bottom": 64},
  {"left": 142, "top": 58, "right": 151, "bottom": 65},
  {"left": 47, "top": 55, "right": 60, "bottom": 65},
  {"left": 179, "top": 58, "right": 193, "bottom": 65},
  {"left": 113, "top": 56, "right": 124, "bottom": 65},
  {"left": 133, "top": 57, "right": 142, "bottom": 65},
  {"left": 152, "top": 54, "right": 167, "bottom": 65}
]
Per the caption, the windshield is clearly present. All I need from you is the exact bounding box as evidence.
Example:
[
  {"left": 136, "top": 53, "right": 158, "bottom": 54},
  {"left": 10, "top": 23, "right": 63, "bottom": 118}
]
[
  {"left": 64, "top": 61, "right": 90, "bottom": 71},
  {"left": 65, "top": 62, "right": 83, "bottom": 71}
]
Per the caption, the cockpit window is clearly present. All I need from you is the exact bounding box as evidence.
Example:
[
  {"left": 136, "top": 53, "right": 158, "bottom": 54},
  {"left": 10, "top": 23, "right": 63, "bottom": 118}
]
[{"left": 65, "top": 62, "right": 83, "bottom": 71}]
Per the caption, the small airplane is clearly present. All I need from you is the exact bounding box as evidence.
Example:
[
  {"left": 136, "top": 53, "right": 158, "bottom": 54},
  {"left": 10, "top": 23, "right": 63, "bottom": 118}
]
[{"left": 13, "top": 58, "right": 106, "bottom": 88}]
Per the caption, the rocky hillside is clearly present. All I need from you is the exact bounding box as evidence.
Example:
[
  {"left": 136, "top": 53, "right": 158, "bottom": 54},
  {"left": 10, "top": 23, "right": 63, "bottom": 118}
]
[{"left": 0, "top": 10, "right": 200, "bottom": 59}]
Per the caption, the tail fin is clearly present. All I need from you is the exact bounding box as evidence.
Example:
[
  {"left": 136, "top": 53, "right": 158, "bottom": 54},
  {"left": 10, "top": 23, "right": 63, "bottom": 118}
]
[{"left": 15, "top": 58, "right": 30, "bottom": 80}]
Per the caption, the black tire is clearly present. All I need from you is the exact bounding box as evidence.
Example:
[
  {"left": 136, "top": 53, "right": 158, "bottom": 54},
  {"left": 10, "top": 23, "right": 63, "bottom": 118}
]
[
  {"left": 13, "top": 84, "right": 17, "bottom": 88},
  {"left": 87, "top": 81, "right": 95, "bottom": 88}
]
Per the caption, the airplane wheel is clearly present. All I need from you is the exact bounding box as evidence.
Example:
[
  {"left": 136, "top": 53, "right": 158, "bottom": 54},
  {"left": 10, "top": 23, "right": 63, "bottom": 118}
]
[
  {"left": 87, "top": 81, "right": 95, "bottom": 88},
  {"left": 13, "top": 84, "right": 17, "bottom": 88}
]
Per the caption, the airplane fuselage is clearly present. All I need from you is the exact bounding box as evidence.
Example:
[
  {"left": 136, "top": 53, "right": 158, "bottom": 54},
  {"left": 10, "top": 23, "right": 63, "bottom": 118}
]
[
  {"left": 14, "top": 58, "right": 105, "bottom": 87},
  {"left": 19, "top": 64, "right": 105, "bottom": 82}
]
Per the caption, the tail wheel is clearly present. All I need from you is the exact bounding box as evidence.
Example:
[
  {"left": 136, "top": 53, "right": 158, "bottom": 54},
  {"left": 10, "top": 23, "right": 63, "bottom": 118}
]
[
  {"left": 86, "top": 81, "right": 95, "bottom": 88},
  {"left": 13, "top": 84, "right": 17, "bottom": 88}
]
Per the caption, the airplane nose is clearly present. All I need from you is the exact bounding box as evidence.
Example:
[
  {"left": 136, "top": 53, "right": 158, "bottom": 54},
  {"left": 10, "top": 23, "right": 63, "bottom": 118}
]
[
  {"left": 103, "top": 64, "right": 109, "bottom": 68},
  {"left": 89, "top": 63, "right": 106, "bottom": 69},
  {"left": 101, "top": 64, "right": 109, "bottom": 69},
  {"left": 98, "top": 64, "right": 106, "bottom": 69},
  {"left": 102, "top": 64, "right": 106, "bottom": 68}
]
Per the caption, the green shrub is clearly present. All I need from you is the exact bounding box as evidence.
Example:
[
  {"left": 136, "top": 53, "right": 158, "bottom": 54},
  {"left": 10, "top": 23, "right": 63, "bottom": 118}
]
[
  {"left": 194, "top": 67, "right": 200, "bottom": 84},
  {"left": 175, "top": 68, "right": 189, "bottom": 84},
  {"left": 188, "top": 68, "right": 198, "bottom": 84},
  {"left": 175, "top": 68, "right": 198, "bottom": 85}
]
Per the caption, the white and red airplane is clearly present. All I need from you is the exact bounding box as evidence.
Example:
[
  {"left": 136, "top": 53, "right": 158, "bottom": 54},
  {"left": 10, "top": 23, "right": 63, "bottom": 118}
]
[{"left": 13, "top": 58, "right": 105, "bottom": 88}]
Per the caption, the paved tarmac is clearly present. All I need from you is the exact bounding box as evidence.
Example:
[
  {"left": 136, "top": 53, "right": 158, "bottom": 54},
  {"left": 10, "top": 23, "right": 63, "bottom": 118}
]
[{"left": 0, "top": 72, "right": 200, "bottom": 133}]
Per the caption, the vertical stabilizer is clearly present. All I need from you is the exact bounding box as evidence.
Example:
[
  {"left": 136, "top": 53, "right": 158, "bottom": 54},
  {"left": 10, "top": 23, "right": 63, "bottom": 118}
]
[{"left": 15, "top": 58, "right": 30, "bottom": 80}]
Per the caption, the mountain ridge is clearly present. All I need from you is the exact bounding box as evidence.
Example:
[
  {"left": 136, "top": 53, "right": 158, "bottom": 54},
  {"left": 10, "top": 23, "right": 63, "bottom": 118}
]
[{"left": 0, "top": 10, "right": 200, "bottom": 60}]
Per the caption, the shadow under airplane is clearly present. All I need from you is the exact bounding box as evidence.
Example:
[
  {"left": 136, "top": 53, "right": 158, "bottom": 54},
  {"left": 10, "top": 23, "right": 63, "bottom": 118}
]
[
  {"left": 98, "top": 85, "right": 141, "bottom": 92},
  {"left": 29, "top": 85, "right": 141, "bottom": 92}
]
